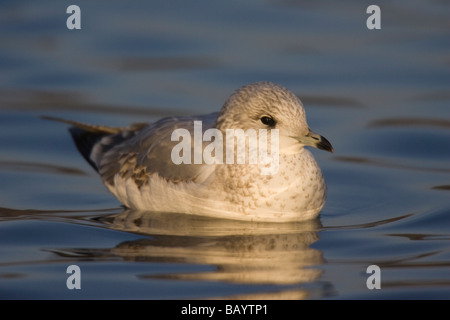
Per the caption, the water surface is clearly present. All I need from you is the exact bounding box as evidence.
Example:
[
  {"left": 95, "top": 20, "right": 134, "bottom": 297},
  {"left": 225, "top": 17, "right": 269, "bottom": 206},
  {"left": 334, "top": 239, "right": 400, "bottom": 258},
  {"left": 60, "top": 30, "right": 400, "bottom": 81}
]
[{"left": 0, "top": 0, "right": 449, "bottom": 300}]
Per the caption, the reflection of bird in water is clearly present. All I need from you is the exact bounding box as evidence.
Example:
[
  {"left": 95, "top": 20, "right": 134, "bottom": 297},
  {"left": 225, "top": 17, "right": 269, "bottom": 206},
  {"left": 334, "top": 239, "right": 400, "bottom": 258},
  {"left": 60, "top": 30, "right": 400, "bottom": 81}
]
[
  {"left": 105, "top": 210, "right": 324, "bottom": 289},
  {"left": 44, "top": 82, "right": 332, "bottom": 222}
]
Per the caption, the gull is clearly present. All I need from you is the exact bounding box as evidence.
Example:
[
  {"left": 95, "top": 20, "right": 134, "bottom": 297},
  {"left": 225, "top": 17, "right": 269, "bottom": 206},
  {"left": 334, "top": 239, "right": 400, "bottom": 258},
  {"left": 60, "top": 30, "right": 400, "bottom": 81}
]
[{"left": 44, "top": 82, "right": 333, "bottom": 222}]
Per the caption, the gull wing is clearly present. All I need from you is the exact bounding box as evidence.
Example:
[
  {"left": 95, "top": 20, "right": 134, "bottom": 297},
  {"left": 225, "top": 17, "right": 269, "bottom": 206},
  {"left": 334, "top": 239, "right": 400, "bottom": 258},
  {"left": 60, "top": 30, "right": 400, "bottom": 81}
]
[{"left": 96, "top": 113, "right": 219, "bottom": 187}]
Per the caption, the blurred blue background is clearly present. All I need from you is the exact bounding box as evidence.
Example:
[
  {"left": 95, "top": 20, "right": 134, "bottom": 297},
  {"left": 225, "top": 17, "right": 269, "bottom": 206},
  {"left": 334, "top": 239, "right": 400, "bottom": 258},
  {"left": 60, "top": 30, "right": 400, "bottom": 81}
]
[{"left": 0, "top": 0, "right": 449, "bottom": 300}]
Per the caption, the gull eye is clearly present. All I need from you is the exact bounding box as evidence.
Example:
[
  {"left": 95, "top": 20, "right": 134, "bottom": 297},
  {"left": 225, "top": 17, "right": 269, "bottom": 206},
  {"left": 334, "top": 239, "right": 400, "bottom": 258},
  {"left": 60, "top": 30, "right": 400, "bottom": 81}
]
[{"left": 260, "top": 116, "right": 275, "bottom": 127}]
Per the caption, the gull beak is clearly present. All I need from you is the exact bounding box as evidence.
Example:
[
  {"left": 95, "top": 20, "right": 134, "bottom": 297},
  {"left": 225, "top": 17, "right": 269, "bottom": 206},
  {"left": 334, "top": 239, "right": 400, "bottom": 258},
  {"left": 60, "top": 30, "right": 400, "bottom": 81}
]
[{"left": 292, "top": 129, "right": 334, "bottom": 153}]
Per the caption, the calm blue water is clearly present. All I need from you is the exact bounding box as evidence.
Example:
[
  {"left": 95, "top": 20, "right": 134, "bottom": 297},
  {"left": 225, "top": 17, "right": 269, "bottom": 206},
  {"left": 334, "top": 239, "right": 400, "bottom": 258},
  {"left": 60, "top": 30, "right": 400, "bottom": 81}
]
[{"left": 0, "top": 0, "right": 449, "bottom": 300}]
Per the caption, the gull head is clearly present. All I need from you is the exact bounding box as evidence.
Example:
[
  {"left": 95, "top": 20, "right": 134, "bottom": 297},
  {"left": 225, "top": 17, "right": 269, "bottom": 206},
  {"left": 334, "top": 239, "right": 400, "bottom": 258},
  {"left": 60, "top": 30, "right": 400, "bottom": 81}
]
[{"left": 215, "top": 81, "right": 333, "bottom": 153}]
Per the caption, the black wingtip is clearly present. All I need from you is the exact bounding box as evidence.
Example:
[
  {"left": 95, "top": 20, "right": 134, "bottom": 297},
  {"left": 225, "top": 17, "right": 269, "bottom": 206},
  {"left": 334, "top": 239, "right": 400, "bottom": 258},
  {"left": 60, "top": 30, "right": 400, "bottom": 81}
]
[{"left": 68, "top": 127, "right": 105, "bottom": 172}]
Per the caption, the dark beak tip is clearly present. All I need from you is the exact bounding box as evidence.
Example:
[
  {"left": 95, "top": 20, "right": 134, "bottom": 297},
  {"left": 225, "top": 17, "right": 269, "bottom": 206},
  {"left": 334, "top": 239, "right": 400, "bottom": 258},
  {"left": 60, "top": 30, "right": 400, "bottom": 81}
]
[
  {"left": 319, "top": 136, "right": 334, "bottom": 153},
  {"left": 325, "top": 146, "right": 334, "bottom": 153},
  {"left": 328, "top": 143, "right": 335, "bottom": 153}
]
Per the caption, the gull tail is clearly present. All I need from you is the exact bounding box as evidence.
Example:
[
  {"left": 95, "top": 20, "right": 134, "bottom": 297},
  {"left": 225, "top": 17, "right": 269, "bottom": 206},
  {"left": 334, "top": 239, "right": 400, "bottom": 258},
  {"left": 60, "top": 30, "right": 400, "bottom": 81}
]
[{"left": 41, "top": 116, "right": 125, "bottom": 172}]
